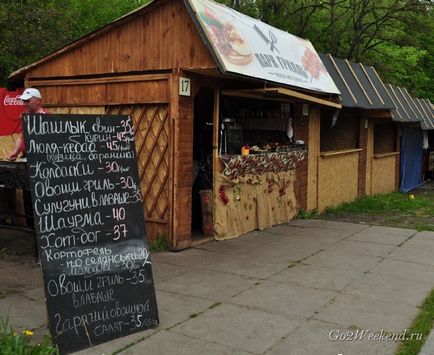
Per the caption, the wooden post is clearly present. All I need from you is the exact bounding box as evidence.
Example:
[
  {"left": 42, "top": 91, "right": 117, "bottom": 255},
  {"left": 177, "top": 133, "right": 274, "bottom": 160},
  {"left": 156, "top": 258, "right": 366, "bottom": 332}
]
[
  {"left": 212, "top": 89, "right": 220, "bottom": 236},
  {"left": 170, "top": 70, "right": 180, "bottom": 249}
]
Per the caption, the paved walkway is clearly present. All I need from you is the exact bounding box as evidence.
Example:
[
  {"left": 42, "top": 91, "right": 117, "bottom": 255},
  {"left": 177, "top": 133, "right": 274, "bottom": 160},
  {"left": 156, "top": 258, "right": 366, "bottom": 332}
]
[{"left": 1, "top": 220, "right": 434, "bottom": 354}]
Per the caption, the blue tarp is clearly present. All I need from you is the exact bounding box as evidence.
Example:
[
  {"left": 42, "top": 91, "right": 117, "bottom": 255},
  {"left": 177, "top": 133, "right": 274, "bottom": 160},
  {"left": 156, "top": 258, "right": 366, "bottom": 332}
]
[{"left": 400, "top": 127, "right": 423, "bottom": 192}]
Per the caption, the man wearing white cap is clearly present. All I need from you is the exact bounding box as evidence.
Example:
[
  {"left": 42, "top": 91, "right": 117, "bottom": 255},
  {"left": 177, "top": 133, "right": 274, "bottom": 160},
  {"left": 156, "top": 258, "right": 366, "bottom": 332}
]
[{"left": 7, "top": 88, "right": 48, "bottom": 161}]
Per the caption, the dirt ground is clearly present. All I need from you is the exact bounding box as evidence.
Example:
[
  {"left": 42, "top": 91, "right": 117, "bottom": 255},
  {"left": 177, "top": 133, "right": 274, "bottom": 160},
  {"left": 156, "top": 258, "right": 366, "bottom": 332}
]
[{"left": 0, "top": 229, "right": 41, "bottom": 299}]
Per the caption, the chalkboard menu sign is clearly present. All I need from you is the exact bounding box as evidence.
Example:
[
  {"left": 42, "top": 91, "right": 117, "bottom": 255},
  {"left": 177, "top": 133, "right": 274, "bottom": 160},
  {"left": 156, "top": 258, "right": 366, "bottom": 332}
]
[{"left": 22, "top": 114, "right": 159, "bottom": 354}]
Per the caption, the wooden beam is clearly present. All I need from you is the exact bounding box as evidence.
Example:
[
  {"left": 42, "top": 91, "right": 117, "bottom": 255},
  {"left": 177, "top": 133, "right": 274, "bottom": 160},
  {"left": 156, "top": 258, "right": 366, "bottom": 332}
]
[
  {"left": 221, "top": 90, "right": 293, "bottom": 103},
  {"left": 264, "top": 87, "right": 341, "bottom": 108},
  {"left": 212, "top": 89, "right": 220, "bottom": 237},
  {"left": 222, "top": 87, "right": 342, "bottom": 109},
  {"left": 28, "top": 73, "right": 170, "bottom": 87}
]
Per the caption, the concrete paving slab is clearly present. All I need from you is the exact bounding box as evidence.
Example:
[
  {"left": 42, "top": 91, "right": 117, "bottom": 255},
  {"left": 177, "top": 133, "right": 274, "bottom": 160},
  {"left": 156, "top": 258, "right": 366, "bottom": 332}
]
[
  {"left": 302, "top": 249, "right": 383, "bottom": 272},
  {"left": 123, "top": 329, "right": 253, "bottom": 355},
  {"left": 2, "top": 220, "right": 433, "bottom": 354},
  {"left": 343, "top": 272, "right": 432, "bottom": 308},
  {"left": 204, "top": 253, "right": 289, "bottom": 279},
  {"left": 156, "top": 268, "right": 258, "bottom": 302},
  {"left": 0, "top": 293, "right": 47, "bottom": 331},
  {"left": 74, "top": 328, "right": 158, "bottom": 355},
  {"left": 288, "top": 219, "right": 369, "bottom": 233},
  {"left": 323, "top": 239, "right": 397, "bottom": 257},
  {"left": 256, "top": 244, "right": 322, "bottom": 265},
  {"left": 387, "top": 246, "right": 434, "bottom": 267},
  {"left": 257, "top": 224, "right": 307, "bottom": 237},
  {"left": 230, "top": 280, "right": 337, "bottom": 318},
  {"left": 269, "top": 263, "right": 364, "bottom": 291},
  {"left": 400, "top": 233, "right": 434, "bottom": 251},
  {"left": 170, "top": 303, "right": 301, "bottom": 354},
  {"left": 315, "top": 292, "right": 418, "bottom": 332},
  {"left": 0, "top": 260, "right": 42, "bottom": 294},
  {"left": 316, "top": 220, "right": 371, "bottom": 232},
  {"left": 195, "top": 230, "right": 275, "bottom": 255},
  {"left": 22, "top": 287, "right": 45, "bottom": 303},
  {"left": 369, "top": 259, "right": 434, "bottom": 283},
  {"left": 286, "top": 219, "right": 329, "bottom": 228},
  {"left": 267, "top": 227, "right": 352, "bottom": 245},
  {"left": 266, "top": 319, "right": 397, "bottom": 355},
  {"left": 348, "top": 226, "right": 416, "bottom": 245},
  {"left": 150, "top": 248, "right": 224, "bottom": 270},
  {"left": 151, "top": 260, "right": 190, "bottom": 284},
  {"left": 155, "top": 290, "right": 215, "bottom": 329},
  {"left": 420, "top": 328, "right": 434, "bottom": 355}
]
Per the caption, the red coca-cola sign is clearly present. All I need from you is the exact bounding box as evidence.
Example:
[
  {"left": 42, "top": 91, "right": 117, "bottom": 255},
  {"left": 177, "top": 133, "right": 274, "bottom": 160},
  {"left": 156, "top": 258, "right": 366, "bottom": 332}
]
[{"left": 0, "top": 88, "right": 25, "bottom": 135}]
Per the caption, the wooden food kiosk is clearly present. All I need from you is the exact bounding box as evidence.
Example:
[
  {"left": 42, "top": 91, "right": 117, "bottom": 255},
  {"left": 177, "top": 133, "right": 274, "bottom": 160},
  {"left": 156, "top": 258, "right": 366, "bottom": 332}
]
[{"left": 8, "top": 0, "right": 341, "bottom": 249}]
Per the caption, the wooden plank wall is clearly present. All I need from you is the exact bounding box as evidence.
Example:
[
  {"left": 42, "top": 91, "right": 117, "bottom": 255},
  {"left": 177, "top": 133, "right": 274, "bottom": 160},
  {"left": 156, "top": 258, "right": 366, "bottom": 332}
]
[
  {"left": 173, "top": 92, "right": 194, "bottom": 250},
  {"left": 50, "top": 104, "right": 172, "bottom": 242},
  {"left": 307, "top": 107, "right": 320, "bottom": 211},
  {"left": 28, "top": 74, "right": 171, "bottom": 107},
  {"left": 30, "top": 73, "right": 174, "bottom": 244},
  {"left": 25, "top": 0, "right": 215, "bottom": 79}
]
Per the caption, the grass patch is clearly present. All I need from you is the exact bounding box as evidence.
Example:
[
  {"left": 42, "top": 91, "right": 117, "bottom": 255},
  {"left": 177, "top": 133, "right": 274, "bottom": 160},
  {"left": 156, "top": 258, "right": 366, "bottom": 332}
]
[
  {"left": 311, "top": 191, "right": 434, "bottom": 231},
  {"left": 324, "top": 192, "right": 433, "bottom": 215},
  {"left": 297, "top": 209, "right": 319, "bottom": 219},
  {"left": 395, "top": 287, "right": 434, "bottom": 355},
  {"left": 149, "top": 234, "right": 168, "bottom": 252},
  {"left": 0, "top": 317, "right": 58, "bottom": 355}
]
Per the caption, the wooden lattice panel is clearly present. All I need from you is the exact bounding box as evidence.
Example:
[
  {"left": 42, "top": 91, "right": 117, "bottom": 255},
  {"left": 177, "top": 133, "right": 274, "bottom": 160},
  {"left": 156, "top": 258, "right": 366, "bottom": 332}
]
[{"left": 106, "top": 105, "right": 171, "bottom": 237}]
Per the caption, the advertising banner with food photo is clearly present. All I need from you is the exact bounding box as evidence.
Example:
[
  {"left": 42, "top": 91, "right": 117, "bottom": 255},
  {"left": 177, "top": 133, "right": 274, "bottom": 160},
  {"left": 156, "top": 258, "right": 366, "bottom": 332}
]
[{"left": 187, "top": 0, "right": 340, "bottom": 95}]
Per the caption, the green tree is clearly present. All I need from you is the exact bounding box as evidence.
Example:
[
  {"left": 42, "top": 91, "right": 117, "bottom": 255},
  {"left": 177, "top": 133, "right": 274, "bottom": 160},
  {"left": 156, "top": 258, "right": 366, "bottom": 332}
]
[
  {"left": 220, "top": 0, "right": 434, "bottom": 101},
  {"left": 0, "top": 0, "right": 146, "bottom": 86}
]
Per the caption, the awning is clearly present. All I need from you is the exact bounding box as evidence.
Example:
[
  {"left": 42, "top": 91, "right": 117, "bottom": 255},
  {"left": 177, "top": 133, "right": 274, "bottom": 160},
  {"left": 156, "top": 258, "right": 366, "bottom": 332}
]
[
  {"left": 221, "top": 87, "right": 342, "bottom": 109},
  {"left": 319, "top": 53, "right": 394, "bottom": 110}
]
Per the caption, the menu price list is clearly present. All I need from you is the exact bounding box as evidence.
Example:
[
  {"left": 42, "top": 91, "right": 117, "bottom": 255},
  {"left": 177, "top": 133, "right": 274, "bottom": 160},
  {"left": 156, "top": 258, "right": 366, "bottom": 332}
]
[{"left": 23, "top": 114, "right": 159, "bottom": 354}]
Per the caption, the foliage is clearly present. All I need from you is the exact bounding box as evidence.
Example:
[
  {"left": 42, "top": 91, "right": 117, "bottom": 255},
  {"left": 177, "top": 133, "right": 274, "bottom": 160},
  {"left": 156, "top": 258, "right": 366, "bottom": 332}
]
[
  {"left": 0, "top": 0, "right": 432, "bottom": 100},
  {"left": 149, "top": 234, "right": 168, "bottom": 251},
  {"left": 0, "top": 317, "right": 58, "bottom": 355},
  {"left": 221, "top": 0, "right": 434, "bottom": 101},
  {"left": 0, "top": 0, "right": 146, "bottom": 86}
]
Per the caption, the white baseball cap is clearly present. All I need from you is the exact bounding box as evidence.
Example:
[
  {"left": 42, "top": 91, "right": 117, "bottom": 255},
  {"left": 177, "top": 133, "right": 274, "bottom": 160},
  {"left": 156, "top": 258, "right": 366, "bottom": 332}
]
[{"left": 19, "top": 88, "right": 42, "bottom": 100}]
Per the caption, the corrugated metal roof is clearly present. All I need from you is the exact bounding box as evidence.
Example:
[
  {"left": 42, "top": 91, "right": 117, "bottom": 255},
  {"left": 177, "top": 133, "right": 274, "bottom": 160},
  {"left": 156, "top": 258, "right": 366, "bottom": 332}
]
[
  {"left": 417, "top": 98, "right": 434, "bottom": 130},
  {"left": 384, "top": 84, "right": 434, "bottom": 130},
  {"left": 319, "top": 53, "right": 394, "bottom": 110},
  {"left": 385, "top": 85, "right": 418, "bottom": 122}
]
